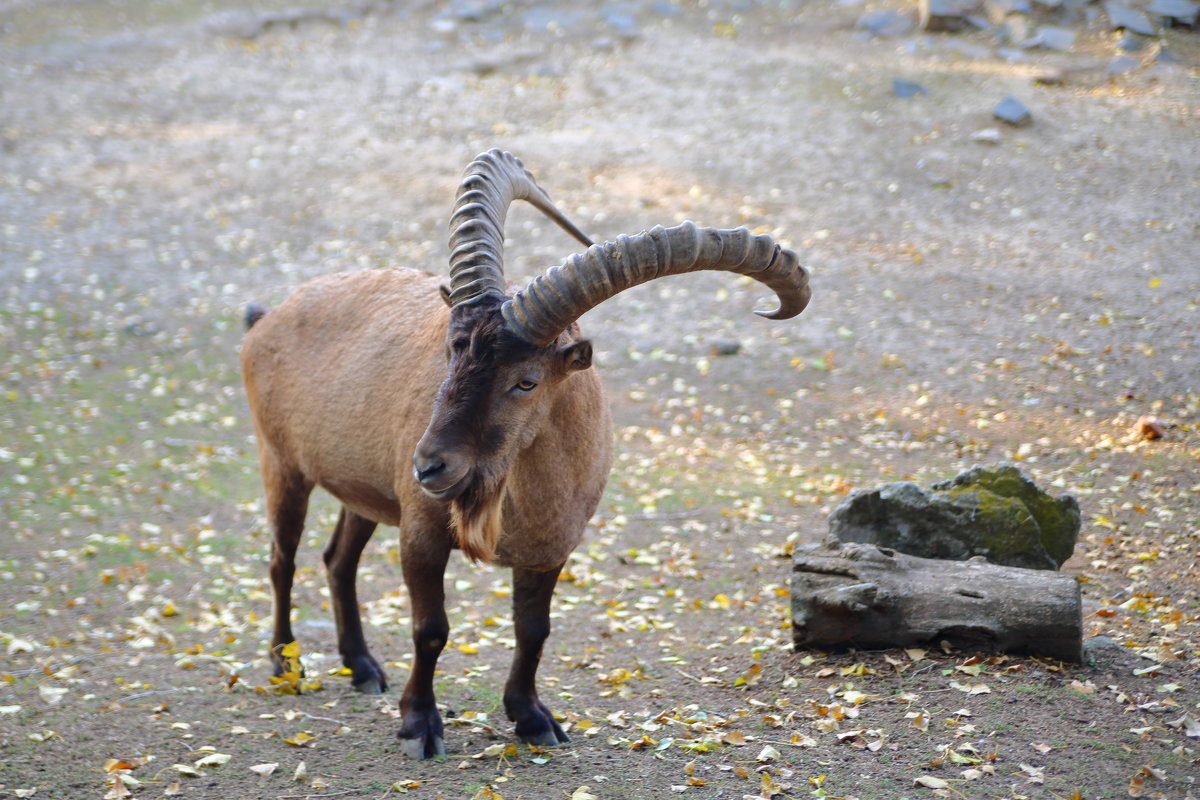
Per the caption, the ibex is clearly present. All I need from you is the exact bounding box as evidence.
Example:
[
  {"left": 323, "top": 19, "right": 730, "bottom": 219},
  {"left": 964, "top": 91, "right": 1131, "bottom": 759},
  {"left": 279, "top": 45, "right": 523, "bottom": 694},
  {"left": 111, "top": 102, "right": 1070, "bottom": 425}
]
[{"left": 241, "top": 150, "right": 810, "bottom": 758}]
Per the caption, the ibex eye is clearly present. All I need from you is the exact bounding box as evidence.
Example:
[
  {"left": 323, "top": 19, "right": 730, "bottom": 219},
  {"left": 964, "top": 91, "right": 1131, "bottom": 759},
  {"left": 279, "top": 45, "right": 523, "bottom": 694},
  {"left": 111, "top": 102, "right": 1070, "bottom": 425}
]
[{"left": 514, "top": 380, "right": 538, "bottom": 392}]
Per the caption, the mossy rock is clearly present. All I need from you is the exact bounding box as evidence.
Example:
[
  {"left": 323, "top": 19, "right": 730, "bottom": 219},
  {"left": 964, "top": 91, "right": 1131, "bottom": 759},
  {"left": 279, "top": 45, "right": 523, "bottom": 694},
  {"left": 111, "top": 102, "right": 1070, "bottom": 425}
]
[{"left": 829, "top": 463, "right": 1079, "bottom": 570}]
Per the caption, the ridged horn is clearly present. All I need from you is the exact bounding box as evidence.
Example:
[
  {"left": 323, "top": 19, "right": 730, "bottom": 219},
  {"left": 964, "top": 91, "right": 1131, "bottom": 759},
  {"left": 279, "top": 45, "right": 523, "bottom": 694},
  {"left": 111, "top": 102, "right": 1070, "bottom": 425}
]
[
  {"left": 501, "top": 221, "right": 811, "bottom": 346},
  {"left": 447, "top": 149, "right": 593, "bottom": 308}
]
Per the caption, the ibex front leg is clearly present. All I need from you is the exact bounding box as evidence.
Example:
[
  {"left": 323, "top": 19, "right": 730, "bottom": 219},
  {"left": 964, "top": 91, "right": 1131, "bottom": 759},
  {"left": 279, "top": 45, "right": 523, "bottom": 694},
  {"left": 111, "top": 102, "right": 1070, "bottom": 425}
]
[
  {"left": 323, "top": 507, "right": 387, "bottom": 693},
  {"left": 397, "top": 536, "right": 451, "bottom": 759},
  {"left": 505, "top": 565, "right": 569, "bottom": 747}
]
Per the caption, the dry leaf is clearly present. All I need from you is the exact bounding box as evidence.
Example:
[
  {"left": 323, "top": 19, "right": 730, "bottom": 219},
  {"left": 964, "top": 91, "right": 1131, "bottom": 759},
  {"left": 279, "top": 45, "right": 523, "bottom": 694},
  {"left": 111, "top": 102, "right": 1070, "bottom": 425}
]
[
  {"left": 194, "top": 753, "right": 231, "bottom": 768},
  {"left": 249, "top": 763, "right": 278, "bottom": 777},
  {"left": 914, "top": 775, "right": 949, "bottom": 789},
  {"left": 756, "top": 744, "right": 781, "bottom": 762}
]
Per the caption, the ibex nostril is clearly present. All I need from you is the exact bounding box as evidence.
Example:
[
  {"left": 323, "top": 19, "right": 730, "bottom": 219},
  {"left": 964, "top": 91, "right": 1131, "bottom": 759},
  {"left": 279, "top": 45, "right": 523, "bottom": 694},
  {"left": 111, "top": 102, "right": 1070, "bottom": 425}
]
[{"left": 414, "top": 458, "right": 445, "bottom": 485}]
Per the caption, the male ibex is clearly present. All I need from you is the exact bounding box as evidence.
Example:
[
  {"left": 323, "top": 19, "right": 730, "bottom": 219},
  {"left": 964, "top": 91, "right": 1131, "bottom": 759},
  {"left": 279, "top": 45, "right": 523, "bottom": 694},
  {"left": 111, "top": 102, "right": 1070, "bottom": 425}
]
[{"left": 241, "top": 150, "right": 810, "bottom": 758}]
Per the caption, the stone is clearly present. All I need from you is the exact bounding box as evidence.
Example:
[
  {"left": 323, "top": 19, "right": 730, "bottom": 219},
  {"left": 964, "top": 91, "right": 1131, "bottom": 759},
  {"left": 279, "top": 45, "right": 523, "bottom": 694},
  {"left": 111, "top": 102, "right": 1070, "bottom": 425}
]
[
  {"left": 1147, "top": 0, "right": 1199, "bottom": 25},
  {"left": 892, "top": 78, "right": 929, "bottom": 98},
  {"left": 1134, "top": 415, "right": 1165, "bottom": 440},
  {"left": 1156, "top": 46, "right": 1181, "bottom": 63},
  {"left": 971, "top": 127, "right": 1003, "bottom": 144},
  {"left": 1032, "top": 24, "right": 1076, "bottom": 50},
  {"left": 1118, "top": 32, "right": 1147, "bottom": 50},
  {"left": 1105, "top": 1, "right": 1157, "bottom": 34},
  {"left": 1108, "top": 55, "right": 1140, "bottom": 74},
  {"left": 1083, "top": 635, "right": 1123, "bottom": 652},
  {"left": 827, "top": 463, "right": 1081, "bottom": 570},
  {"left": 856, "top": 8, "right": 914, "bottom": 36},
  {"left": 709, "top": 339, "right": 742, "bottom": 357},
  {"left": 919, "top": 0, "right": 974, "bottom": 30},
  {"left": 993, "top": 95, "right": 1032, "bottom": 126}
]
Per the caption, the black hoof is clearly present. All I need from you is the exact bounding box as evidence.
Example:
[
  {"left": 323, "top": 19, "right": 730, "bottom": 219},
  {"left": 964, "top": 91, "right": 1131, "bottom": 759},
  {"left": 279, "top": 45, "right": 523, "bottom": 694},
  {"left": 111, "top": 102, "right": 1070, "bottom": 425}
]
[
  {"left": 520, "top": 726, "right": 570, "bottom": 747},
  {"left": 511, "top": 699, "right": 570, "bottom": 747},
  {"left": 399, "top": 733, "right": 445, "bottom": 759},
  {"left": 345, "top": 653, "right": 388, "bottom": 693},
  {"left": 353, "top": 677, "right": 385, "bottom": 695}
]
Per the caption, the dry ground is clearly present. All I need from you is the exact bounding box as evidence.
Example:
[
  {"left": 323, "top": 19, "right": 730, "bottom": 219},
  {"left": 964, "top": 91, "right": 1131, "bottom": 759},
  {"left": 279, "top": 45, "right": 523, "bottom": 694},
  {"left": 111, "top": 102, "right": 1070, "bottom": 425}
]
[{"left": 1, "top": 1, "right": 1198, "bottom": 798}]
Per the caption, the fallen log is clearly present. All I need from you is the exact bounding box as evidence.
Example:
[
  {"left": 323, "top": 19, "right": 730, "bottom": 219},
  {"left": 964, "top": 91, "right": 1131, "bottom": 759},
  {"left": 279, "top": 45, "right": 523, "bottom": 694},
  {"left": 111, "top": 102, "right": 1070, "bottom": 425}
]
[{"left": 792, "top": 541, "right": 1082, "bottom": 662}]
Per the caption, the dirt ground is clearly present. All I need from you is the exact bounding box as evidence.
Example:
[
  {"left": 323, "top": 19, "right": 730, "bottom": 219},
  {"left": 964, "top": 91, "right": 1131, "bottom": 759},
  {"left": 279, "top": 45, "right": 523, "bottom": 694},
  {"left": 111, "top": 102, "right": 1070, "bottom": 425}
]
[{"left": 1, "top": 0, "right": 1198, "bottom": 798}]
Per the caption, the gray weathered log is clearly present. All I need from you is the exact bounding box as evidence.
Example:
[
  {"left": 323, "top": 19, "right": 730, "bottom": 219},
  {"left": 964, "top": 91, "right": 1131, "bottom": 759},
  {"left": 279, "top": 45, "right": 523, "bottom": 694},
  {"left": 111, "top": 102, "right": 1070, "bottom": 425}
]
[{"left": 792, "top": 541, "right": 1082, "bottom": 662}]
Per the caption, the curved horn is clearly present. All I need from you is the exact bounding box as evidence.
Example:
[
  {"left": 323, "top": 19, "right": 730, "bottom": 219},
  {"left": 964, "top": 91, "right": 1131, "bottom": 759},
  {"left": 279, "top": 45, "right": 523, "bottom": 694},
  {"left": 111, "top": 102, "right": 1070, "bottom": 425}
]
[
  {"left": 501, "top": 221, "right": 811, "bottom": 346},
  {"left": 447, "top": 149, "right": 593, "bottom": 308}
]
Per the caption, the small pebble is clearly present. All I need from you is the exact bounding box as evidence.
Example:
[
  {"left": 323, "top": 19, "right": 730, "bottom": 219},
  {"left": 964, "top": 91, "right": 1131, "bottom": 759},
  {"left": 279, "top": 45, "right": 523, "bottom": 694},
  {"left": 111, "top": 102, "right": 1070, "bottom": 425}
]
[
  {"left": 971, "top": 127, "right": 1003, "bottom": 144},
  {"left": 1134, "top": 415, "right": 1165, "bottom": 441},
  {"left": 892, "top": 78, "right": 929, "bottom": 98},
  {"left": 993, "top": 96, "right": 1033, "bottom": 127}
]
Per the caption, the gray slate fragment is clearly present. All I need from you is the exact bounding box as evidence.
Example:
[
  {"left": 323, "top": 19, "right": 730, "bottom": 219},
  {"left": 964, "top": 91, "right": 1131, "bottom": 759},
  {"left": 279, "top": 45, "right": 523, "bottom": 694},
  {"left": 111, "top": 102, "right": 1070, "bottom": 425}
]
[
  {"left": 1105, "top": 1, "right": 1157, "bottom": 33},
  {"left": 1118, "top": 32, "right": 1147, "bottom": 50},
  {"left": 993, "top": 95, "right": 1033, "bottom": 126},
  {"left": 828, "top": 463, "right": 1081, "bottom": 570},
  {"left": 856, "top": 8, "right": 915, "bottom": 36},
  {"left": 1108, "top": 54, "right": 1140, "bottom": 73},
  {"left": 919, "top": 0, "right": 973, "bottom": 30},
  {"left": 1033, "top": 24, "right": 1076, "bottom": 50},
  {"left": 1147, "top": 0, "right": 1199, "bottom": 24},
  {"left": 892, "top": 78, "right": 929, "bottom": 98}
]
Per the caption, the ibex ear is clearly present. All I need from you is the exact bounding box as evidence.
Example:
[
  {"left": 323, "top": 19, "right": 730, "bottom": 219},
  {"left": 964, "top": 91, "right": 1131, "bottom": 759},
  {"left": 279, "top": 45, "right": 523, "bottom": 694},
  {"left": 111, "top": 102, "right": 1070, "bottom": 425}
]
[
  {"left": 439, "top": 282, "right": 453, "bottom": 307},
  {"left": 559, "top": 339, "right": 592, "bottom": 373}
]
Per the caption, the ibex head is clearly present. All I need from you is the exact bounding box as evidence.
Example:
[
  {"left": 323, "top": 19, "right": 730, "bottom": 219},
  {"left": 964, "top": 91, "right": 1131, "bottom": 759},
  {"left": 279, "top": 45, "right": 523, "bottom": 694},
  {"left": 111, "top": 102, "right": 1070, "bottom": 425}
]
[{"left": 413, "top": 150, "right": 811, "bottom": 561}]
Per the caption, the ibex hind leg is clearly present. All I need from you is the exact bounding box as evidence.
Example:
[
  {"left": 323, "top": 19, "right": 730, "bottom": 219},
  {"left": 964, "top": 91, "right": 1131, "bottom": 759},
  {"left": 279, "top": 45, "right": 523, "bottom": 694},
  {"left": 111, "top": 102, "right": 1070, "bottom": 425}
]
[
  {"left": 264, "top": 468, "right": 313, "bottom": 681},
  {"left": 324, "top": 507, "right": 387, "bottom": 693},
  {"left": 505, "top": 566, "right": 569, "bottom": 747}
]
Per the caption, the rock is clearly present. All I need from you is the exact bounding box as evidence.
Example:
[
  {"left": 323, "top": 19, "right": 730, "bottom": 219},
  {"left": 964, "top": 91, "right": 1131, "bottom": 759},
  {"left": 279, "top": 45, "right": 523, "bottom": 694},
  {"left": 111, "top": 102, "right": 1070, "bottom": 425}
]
[
  {"left": 1147, "top": 0, "right": 1199, "bottom": 25},
  {"left": 650, "top": 0, "right": 681, "bottom": 17},
  {"left": 1083, "top": 635, "right": 1123, "bottom": 652},
  {"left": 1032, "top": 24, "right": 1076, "bottom": 50},
  {"left": 1134, "top": 415, "right": 1165, "bottom": 440},
  {"left": 999, "top": 13, "right": 1032, "bottom": 43},
  {"left": 1107, "top": 54, "right": 1141, "bottom": 74},
  {"left": 971, "top": 127, "right": 1003, "bottom": 144},
  {"left": 827, "top": 463, "right": 1081, "bottom": 570},
  {"left": 919, "top": 0, "right": 975, "bottom": 30},
  {"left": 892, "top": 78, "right": 929, "bottom": 98},
  {"left": 1105, "top": 1, "right": 1157, "bottom": 34},
  {"left": 1118, "top": 32, "right": 1147, "bottom": 50},
  {"left": 709, "top": 339, "right": 742, "bottom": 356},
  {"left": 856, "top": 8, "right": 914, "bottom": 36},
  {"left": 993, "top": 95, "right": 1033, "bottom": 126},
  {"left": 603, "top": 7, "right": 639, "bottom": 35},
  {"left": 1155, "top": 46, "right": 1181, "bottom": 63},
  {"left": 522, "top": 5, "right": 584, "bottom": 30}
]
